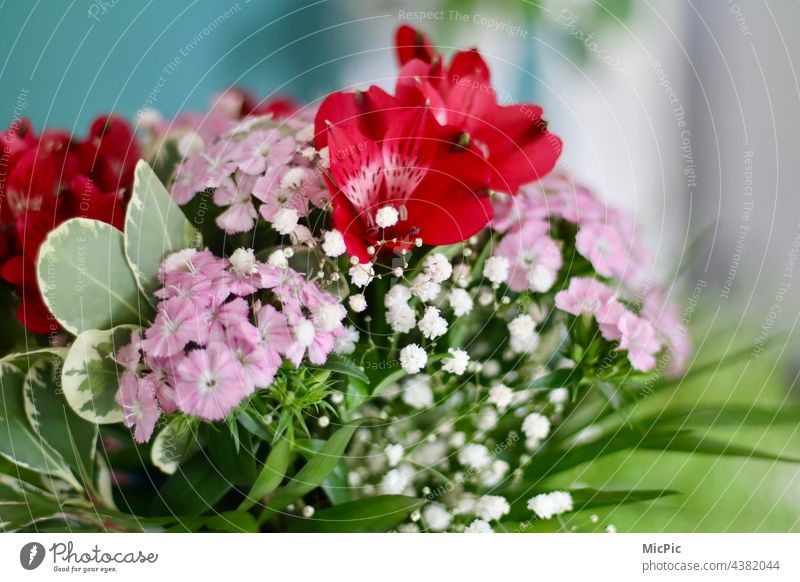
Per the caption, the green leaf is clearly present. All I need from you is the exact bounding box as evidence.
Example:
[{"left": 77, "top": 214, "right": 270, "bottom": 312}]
[
  {"left": 296, "top": 438, "right": 351, "bottom": 505},
  {"left": 23, "top": 356, "right": 98, "bottom": 487},
  {"left": 569, "top": 487, "right": 678, "bottom": 511},
  {"left": 0, "top": 363, "right": 79, "bottom": 489},
  {"left": 205, "top": 510, "right": 259, "bottom": 533},
  {"left": 206, "top": 426, "right": 257, "bottom": 486},
  {"left": 61, "top": 326, "right": 138, "bottom": 424},
  {"left": 239, "top": 438, "right": 291, "bottom": 511},
  {"left": 125, "top": 161, "right": 197, "bottom": 297},
  {"left": 260, "top": 420, "right": 364, "bottom": 522},
  {"left": 36, "top": 217, "right": 152, "bottom": 335},
  {"left": 311, "top": 355, "right": 369, "bottom": 383},
  {"left": 527, "top": 368, "right": 579, "bottom": 390},
  {"left": 642, "top": 404, "right": 800, "bottom": 428},
  {"left": 154, "top": 454, "right": 233, "bottom": 516},
  {"left": 640, "top": 431, "right": 800, "bottom": 463},
  {"left": 151, "top": 418, "right": 198, "bottom": 475},
  {"left": 287, "top": 495, "right": 425, "bottom": 532}
]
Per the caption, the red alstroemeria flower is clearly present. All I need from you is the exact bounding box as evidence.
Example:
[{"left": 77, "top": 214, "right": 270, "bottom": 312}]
[
  {"left": 0, "top": 114, "right": 139, "bottom": 334},
  {"left": 315, "top": 87, "right": 494, "bottom": 263},
  {"left": 394, "top": 24, "right": 562, "bottom": 194}
]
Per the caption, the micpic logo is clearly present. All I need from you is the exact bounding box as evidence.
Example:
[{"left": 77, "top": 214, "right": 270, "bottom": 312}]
[{"left": 20, "top": 542, "right": 46, "bottom": 570}]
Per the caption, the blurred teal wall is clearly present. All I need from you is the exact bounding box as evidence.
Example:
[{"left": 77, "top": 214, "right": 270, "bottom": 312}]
[{"left": 0, "top": 1, "right": 349, "bottom": 131}]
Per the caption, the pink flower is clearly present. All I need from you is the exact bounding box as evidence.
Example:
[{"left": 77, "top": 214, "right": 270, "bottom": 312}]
[
  {"left": 575, "top": 222, "right": 629, "bottom": 280},
  {"left": 174, "top": 345, "right": 250, "bottom": 421},
  {"left": 116, "top": 372, "right": 161, "bottom": 443},
  {"left": 495, "top": 225, "right": 562, "bottom": 292},
  {"left": 171, "top": 154, "right": 212, "bottom": 205},
  {"left": 255, "top": 303, "right": 292, "bottom": 355},
  {"left": 233, "top": 129, "right": 295, "bottom": 176},
  {"left": 141, "top": 297, "right": 204, "bottom": 358},
  {"left": 617, "top": 312, "right": 662, "bottom": 372},
  {"left": 555, "top": 277, "right": 633, "bottom": 341},
  {"left": 555, "top": 277, "right": 616, "bottom": 316},
  {"left": 213, "top": 174, "right": 258, "bottom": 234},
  {"left": 643, "top": 289, "right": 691, "bottom": 376},
  {"left": 201, "top": 141, "right": 239, "bottom": 188},
  {"left": 115, "top": 330, "right": 142, "bottom": 371},
  {"left": 227, "top": 333, "right": 280, "bottom": 391}
]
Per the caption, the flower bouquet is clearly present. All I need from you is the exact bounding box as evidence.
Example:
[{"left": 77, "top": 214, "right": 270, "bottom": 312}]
[{"left": 0, "top": 25, "right": 793, "bottom": 534}]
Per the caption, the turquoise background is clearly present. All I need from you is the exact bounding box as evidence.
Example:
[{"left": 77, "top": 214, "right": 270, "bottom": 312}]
[{"left": 0, "top": 1, "right": 352, "bottom": 130}]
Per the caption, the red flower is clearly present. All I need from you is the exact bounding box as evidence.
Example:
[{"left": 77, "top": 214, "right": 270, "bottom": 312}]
[
  {"left": 315, "top": 88, "right": 493, "bottom": 263},
  {"left": 0, "top": 115, "right": 139, "bottom": 334},
  {"left": 394, "top": 25, "right": 562, "bottom": 194}
]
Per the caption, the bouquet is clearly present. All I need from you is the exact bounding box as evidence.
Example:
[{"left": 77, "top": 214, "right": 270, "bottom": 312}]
[{"left": 0, "top": 25, "right": 792, "bottom": 534}]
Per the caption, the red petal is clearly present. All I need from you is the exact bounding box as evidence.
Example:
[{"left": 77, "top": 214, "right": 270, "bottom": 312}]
[
  {"left": 314, "top": 87, "right": 398, "bottom": 149},
  {"left": 1, "top": 256, "right": 24, "bottom": 285},
  {"left": 448, "top": 49, "right": 491, "bottom": 84},
  {"left": 380, "top": 107, "right": 439, "bottom": 202},
  {"left": 395, "top": 25, "right": 436, "bottom": 66},
  {"left": 330, "top": 191, "right": 371, "bottom": 263},
  {"left": 327, "top": 125, "right": 384, "bottom": 212}
]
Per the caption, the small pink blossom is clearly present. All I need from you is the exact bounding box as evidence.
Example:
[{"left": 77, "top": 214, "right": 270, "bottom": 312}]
[
  {"left": 575, "top": 222, "right": 629, "bottom": 280},
  {"left": 617, "top": 312, "right": 662, "bottom": 372},
  {"left": 174, "top": 345, "right": 250, "bottom": 421},
  {"left": 496, "top": 225, "right": 562, "bottom": 292},
  {"left": 233, "top": 129, "right": 295, "bottom": 176},
  {"left": 116, "top": 372, "right": 161, "bottom": 443},
  {"left": 141, "top": 297, "right": 204, "bottom": 358},
  {"left": 555, "top": 277, "right": 616, "bottom": 316}
]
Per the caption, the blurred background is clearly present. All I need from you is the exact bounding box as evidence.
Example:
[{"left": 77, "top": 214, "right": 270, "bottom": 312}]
[{"left": 1, "top": 0, "right": 799, "bottom": 531}]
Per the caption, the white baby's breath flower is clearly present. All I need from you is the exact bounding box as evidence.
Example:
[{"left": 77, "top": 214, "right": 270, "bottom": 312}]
[
  {"left": 322, "top": 229, "right": 346, "bottom": 257},
  {"left": 314, "top": 302, "right": 346, "bottom": 332},
  {"left": 349, "top": 262, "right": 375, "bottom": 288},
  {"left": 375, "top": 205, "right": 399, "bottom": 228},
  {"left": 527, "top": 491, "right": 573, "bottom": 520},
  {"left": 177, "top": 130, "right": 205, "bottom": 156},
  {"left": 478, "top": 290, "right": 494, "bottom": 306},
  {"left": 348, "top": 293, "right": 367, "bottom": 313},
  {"left": 522, "top": 412, "right": 551, "bottom": 440},
  {"left": 229, "top": 247, "right": 257, "bottom": 276},
  {"left": 387, "top": 303, "right": 416, "bottom": 333},
  {"left": 272, "top": 207, "right": 299, "bottom": 235},
  {"left": 411, "top": 274, "right": 441, "bottom": 302},
  {"left": 318, "top": 146, "right": 330, "bottom": 168},
  {"left": 481, "top": 459, "right": 510, "bottom": 488},
  {"left": 549, "top": 387, "right": 570, "bottom": 406},
  {"left": 508, "top": 314, "right": 539, "bottom": 354},
  {"left": 452, "top": 263, "right": 471, "bottom": 287},
  {"left": 474, "top": 495, "right": 510, "bottom": 521},
  {"left": 399, "top": 345, "right": 428, "bottom": 375},
  {"left": 334, "top": 326, "right": 359, "bottom": 355},
  {"left": 464, "top": 519, "right": 494, "bottom": 533},
  {"left": 385, "top": 444, "right": 404, "bottom": 467},
  {"left": 458, "top": 443, "right": 491, "bottom": 470},
  {"left": 280, "top": 167, "right": 307, "bottom": 190},
  {"left": 448, "top": 288, "right": 474, "bottom": 316},
  {"left": 379, "top": 464, "right": 414, "bottom": 495},
  {"left": 423, "top": 503, "right": 452, "bottom": 532},
  {"left": 385, "top": 283, "right": 412, "bottom": 308},
  {"left": 483, "top": 256, "right": 510, "bottom": 285},
  {"left": 268, "top": 249, "right": 289, "bottom": 269},
  {"left": 527, "top": 263, "right": 556, "bottom": 292},
  {"left": 441, "top": 348, "right": 470, "bottom": 375},
  {"left": 488, "top": 384, "right": 514, "bottom": 411},
  {"left": 423, "top": 252, "right": 453, "bottom": 283},
  {"left": 402, "top": 374, "right": 433, "bottom": 409},
  {"left": 475, "top": 407, "right": 498, "bottom": 432},
  {"left": 418, "top": 306, "right": 447, "bottom": 339}
]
